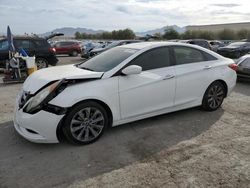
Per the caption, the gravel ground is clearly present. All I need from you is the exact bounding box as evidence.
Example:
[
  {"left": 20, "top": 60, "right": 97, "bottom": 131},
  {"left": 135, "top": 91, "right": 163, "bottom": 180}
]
[
  {"left": 70, "top": 82, "right": 250, "bottom": 188},
  {"left": 0, "top": 56, "right": 249, "bottom": 188}
]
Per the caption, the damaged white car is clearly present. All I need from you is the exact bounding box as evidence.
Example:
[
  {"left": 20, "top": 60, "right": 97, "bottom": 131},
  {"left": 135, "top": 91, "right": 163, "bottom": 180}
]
[{"left": 14, "top": 42, "right": 237, "bottom": 145}]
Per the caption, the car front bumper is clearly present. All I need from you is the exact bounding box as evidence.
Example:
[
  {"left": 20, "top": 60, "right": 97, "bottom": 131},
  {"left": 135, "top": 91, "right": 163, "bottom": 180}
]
[{"left": 14, "top": 108, "right": 64, "bottom": 143}]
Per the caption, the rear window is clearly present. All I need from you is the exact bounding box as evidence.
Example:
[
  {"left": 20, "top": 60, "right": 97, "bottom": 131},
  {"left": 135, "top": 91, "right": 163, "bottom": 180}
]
[
  {"left": 34, "top": 39, "right": 49, "bottom": 47},
  {"left": 173, "top": 46, "right": 217, "bottom": 65}
]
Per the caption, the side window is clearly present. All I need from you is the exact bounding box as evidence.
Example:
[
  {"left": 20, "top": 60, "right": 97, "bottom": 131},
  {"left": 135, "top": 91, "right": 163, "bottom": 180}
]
[
  {"left": 34, "top": 40, "right": 47, "bottom": 47},
  {"left": 240, "top": 58, "right": 250, "bottom": 68},
  {"left": 55, "top": 42, "right": 61, "bottom": 47},
  {"left": 29, "top": 40, "right": 36, "bottom": 49},
  {"left": 14, "top": 40, "right": 30, "bottom": 49},
  {"left": 0, "top": 40, "right": 8, "bottom": 50},
  {"left": 173, "top": 46, "right": 205, "bottom": 65},
  {"left": 130, "top": 47, "right": 170, "bottom": 71}
]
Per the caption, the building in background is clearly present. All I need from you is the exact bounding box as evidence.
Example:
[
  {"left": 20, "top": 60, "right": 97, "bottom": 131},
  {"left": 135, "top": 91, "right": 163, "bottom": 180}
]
[{"left": 186, "top": 22, "right": 250, "bottom": 32}]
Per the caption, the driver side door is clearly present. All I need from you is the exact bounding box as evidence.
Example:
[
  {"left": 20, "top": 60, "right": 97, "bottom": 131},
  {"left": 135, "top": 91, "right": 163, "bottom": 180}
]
[{"left": 118, "top": 47, "right": 176, "bottom": 119}]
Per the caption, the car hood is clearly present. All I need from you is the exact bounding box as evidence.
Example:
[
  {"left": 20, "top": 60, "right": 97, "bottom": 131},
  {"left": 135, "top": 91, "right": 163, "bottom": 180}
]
[{"left": 23, "top": 64, "right": 103, "bottom": 94}]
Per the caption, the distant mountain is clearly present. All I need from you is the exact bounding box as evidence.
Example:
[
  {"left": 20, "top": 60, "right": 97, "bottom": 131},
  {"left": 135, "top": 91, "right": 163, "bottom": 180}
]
[
  {"left": 40, "top": 27, "right": 106, "bottom": 37},
  {"left": 136, "top": 25, "right": 186, "bottom": 36},
  {"left": 39, "top": 25, "right": 186, "bottom": 38}
]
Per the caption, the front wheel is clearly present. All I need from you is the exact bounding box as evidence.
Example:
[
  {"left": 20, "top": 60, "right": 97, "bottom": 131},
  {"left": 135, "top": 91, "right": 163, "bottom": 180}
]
[
  {"left": 202, "top": 81, "right": 226, "bottom": 111},
  {"left": 63, "top": 101, "right": 109, "bottom": 145}
]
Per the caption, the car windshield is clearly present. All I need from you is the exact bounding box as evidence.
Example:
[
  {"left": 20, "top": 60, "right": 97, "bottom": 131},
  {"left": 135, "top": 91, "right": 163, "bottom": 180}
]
[
  {"left": 227, "top": 42, "right": 246, "bottom": 47},
  {"left": 79, "top": 47, "right": 138, "bottom": 72}
]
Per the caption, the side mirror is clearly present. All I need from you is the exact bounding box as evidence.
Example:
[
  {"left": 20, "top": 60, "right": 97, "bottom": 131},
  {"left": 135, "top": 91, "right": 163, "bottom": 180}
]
[{"left": 122, "top": 65, "right": 142, "bottom": 75}]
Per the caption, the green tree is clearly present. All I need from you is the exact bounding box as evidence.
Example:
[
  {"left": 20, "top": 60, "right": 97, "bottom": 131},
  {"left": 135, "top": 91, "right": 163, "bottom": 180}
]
[
  {"left": 163, "top": 27, "right": 180, "bottom": 40},
  {"left": 217, "top": 29, "right": 236, "bottom": 40},
  {"left": 75, "top": 31, "right": 82, "bottom": 39},
  {"left": 237, "top": 29, "right": 250, "bottom": 40}
]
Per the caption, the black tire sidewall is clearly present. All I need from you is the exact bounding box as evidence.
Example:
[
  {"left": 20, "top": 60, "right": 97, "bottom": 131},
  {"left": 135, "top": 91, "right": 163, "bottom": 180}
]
[
  {"left": 202, "top": 81, "right": 226, "bottom": 111},
  {"left": 63, "top": 101, "right": 109, "bottom": 145}
]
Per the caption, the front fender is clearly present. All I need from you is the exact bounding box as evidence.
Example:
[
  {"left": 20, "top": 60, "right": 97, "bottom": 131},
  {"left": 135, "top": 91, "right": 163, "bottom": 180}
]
[{"left": 49, "top": 77, "right": 121, "bottom": 122}]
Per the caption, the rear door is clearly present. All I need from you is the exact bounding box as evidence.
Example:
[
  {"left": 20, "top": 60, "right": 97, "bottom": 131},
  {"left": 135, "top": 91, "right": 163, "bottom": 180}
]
[
  {"left": 55, "top": 42, "right": 71, "bottom": 54},
  {"left": 118, "top": 47, "right": 176, "bottom": 119},
  {"left": 172, "top": 46, "right": 217, "bottom": 106}
]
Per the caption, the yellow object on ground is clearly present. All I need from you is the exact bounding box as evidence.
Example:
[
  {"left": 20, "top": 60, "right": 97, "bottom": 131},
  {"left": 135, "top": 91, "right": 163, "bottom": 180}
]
[{"left": 25, "top": 57, "right": 37, "bottom": 75}]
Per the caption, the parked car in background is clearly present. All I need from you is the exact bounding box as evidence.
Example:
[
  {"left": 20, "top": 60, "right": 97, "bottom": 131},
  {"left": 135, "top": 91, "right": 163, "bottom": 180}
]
[
  {"left": 88, "top": 40, "right": 142, "bottom": 57},
  {"left": 180, "top": 39, "right": 212, "bottom": 50},
  {"left": 53, "top": 41, "right": 82, "bottom": 56},
  {"left": 81, "top": 42, "right": 106, "bottom": 59},
  {"left": 217, "top": 42, "right": 250, "bottom": 58},
  {"left": 236, "top": 54, "right": 250, "bottom": 80},
  {"left": 14, "top": 42, "right": 237, "bottom": 145},
  {"left": 209, "top": 41, "right": 225, "bottom": 52},
  {"left": 0, "top": 36, "right": 58, "bottom": 69}
]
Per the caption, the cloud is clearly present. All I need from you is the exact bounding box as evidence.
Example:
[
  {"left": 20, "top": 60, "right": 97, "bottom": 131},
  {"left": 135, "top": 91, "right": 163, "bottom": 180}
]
[
  {"left": 0, "top": 0, "right": 249, "bottom": 34},
  {"left": 211, "top": 3, "right": 240, "bottom": 8},
  {"left": 116, "top": 6, "right": 130, "bottom": 14}
]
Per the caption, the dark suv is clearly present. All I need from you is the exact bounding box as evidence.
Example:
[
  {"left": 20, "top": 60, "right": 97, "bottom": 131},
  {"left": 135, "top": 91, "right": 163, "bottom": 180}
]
[
  {"left": 53, "top": 41, "right": 81, "bottom": 56},
  {"left": 0, "top": 36, "right": 58, "bottom": 69},
  {"left": 181, "top": 39, "right": 212, "bottom": 50}
]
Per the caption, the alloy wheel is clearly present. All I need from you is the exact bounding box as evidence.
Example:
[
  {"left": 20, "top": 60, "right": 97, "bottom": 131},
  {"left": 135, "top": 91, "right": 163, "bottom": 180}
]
[
  {"left": 35, "top": 58, "right": 48, "bottom": 69},
  {"left": 207, "top": 84, "right": 224, "bottom": 109},
  {"left": 70, "top": 107, "right": 105, "bottom": 142}
]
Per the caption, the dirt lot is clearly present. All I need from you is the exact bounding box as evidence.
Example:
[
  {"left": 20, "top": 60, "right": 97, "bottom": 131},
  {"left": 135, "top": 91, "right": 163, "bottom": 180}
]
[{"left": 0, "top": 56, "right": 249, "bottom": 188}]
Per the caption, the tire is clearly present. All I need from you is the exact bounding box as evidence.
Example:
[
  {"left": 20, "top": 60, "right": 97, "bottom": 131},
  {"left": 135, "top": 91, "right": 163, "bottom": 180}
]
[
  {"left": 202, "top": 81, "right": 226, "bottom": 111},
  {"left": 35, "top": 58, "right": 48, "bottom": 69},
  {"left": 71, "top": 50, "right": 78, "bottom": 57},
  {"left": 63, "top": 101, "right": 109, "bottom": 145}
]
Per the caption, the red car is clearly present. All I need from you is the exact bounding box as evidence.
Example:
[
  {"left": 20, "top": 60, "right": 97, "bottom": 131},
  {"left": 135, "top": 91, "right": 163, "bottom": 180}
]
[{"left": 53, "top": 41, "right": 81, "bottom": 56}]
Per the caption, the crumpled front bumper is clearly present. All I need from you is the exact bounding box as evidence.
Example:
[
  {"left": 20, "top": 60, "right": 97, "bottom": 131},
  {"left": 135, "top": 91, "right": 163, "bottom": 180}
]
[{"left": 14, "top": 108, "right": 64, "bottom": 143}]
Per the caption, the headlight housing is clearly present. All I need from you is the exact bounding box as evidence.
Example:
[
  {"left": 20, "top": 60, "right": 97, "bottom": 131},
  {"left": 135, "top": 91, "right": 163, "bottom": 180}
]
[{"left": 25, "top": 81, "right": 61, "bottom": 113}]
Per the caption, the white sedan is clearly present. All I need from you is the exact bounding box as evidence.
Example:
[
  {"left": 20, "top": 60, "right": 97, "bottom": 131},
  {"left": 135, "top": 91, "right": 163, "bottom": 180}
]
[{"left": 14, "top": 42, "right": 237, "bottom": 145}]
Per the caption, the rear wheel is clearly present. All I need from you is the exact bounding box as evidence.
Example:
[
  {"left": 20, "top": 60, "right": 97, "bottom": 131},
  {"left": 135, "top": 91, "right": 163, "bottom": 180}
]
[
  {"left": 63, "top": 101, "right": 108, "bottom": 145},
  {"left": 202, "top": 81, "right": 226, "bottom": 111},
  {"left": 70, "top": 50, "right": 78, "bottom": 57},
  {"left": 35, "top": 58, "right": 48, "bottom": 69}
]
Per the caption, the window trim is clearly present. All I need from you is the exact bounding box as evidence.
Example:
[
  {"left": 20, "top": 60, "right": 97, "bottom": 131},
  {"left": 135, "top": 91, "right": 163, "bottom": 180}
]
[{"left": 113, "top": 46, "right": 174, "bottom": 76}]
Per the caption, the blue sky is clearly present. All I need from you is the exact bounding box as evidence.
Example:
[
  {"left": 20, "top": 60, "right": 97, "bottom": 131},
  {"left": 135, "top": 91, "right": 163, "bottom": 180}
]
[{"left": 0, "top": 0, "right": 250, "bottom": 34}]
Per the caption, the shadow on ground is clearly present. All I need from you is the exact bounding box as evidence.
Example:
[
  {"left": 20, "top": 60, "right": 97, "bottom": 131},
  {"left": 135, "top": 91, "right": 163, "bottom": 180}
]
[
  {"left": 0, "top": 107, "right": 224, "bottom": 188},
  {"left": 234, "top": 81, "right": 250, "bottom": 96}
]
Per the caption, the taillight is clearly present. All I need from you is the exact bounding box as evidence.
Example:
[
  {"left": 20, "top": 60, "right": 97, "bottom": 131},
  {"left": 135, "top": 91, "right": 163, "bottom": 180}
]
[
  {"left": 228, "top": 63, "right": 238, "bottom": 71},
  {"left": 49, "top": 47, "right": 56, "bottom": 53}
]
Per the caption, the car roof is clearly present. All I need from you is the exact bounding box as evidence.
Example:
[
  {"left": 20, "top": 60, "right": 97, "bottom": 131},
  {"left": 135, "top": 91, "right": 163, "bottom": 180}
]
[
  {"left": 0, "top": 36, "right": 45, "bottom": 40},
  {"left": 119, "top": 41, "right": 224, "bottom": 59},
  {"left": 119, "top": 41, "right": 202, "bottom": 50}
]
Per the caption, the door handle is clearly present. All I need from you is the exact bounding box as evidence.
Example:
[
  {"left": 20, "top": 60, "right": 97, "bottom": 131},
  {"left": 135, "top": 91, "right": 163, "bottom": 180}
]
[
  {"left": 163, "top": 74, "right": 175, "bottom": 80},
  {"left": 203, "top": 65, "right": 212, "bottom": 70}
]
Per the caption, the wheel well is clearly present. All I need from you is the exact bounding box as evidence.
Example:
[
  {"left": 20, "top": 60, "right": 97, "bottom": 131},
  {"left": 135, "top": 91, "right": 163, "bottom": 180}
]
[
  {"left": 88, "top": 99, "right": 113, "bottom": 127},
  {"left": 211, "top": 80, "right": 228, "bottom": 97},
  {"left": 56, "top": 99, "right": 113, "bottom": 142}
]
